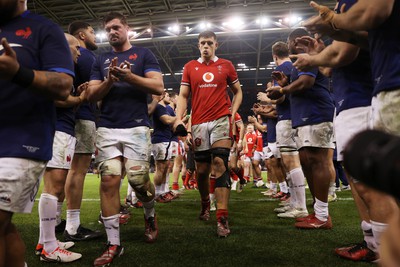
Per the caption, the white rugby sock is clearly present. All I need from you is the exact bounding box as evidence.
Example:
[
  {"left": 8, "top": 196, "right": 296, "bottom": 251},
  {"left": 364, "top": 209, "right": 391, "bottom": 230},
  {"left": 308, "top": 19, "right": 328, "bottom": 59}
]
[
  {"left": 361, "top": 220, "right": 377, "bottom": 251},
  {"left": 66, "top": 209, "right": 80, "bottom": 235},
  {"left": 102, "top": 214, "right": 120, "bottom": 246},
  {"left": 155, "top": 184, "right": 163, "bottom": 197},
  {"left": 370, "top": 220, "right": 388, "bottom": 253},
  {"left": 290, "top": 168, "right": 307, "bottom": 211},
  {"left": 279, "top": 181, "right": 288, "bottom": 193},
  {"left": 39, "top": 193, "right": 58, "bottom": 252},
  {"left": 56, "top": 201, "right": 63, "bottom": 225},
  {"left": 143, "top": 199, "right": 155, "bottom": 219},
  {"left": 314, "top": 198, "right": 329, "bottom": 222}
]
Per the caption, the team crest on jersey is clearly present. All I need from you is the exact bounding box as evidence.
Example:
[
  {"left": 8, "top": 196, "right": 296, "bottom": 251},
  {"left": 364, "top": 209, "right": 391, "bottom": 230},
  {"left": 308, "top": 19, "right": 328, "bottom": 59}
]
[
  {"left": 129, "top": 53, "right": 138, "bottom": 60},
  {"left": 202, "top": 72, "right": 214, "bottom": 83},
  {"left": 195, "top": 67, "right": 199, "bottom": 71},
  {"left": 16, "top": 27, "right": 32, "bottom": 39},
  {"left": 195, "top": 137, "right": 202, "bottom": 147}
]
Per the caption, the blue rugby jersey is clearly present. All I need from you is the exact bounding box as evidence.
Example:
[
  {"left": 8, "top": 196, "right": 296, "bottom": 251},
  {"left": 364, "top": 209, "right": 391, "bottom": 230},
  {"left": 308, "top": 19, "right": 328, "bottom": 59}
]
[
  {"left": 166, "top": 105, "right": 178, "bottom": 142},
  {"left": 368, "top": 0, "right": 400, "bottom": 95},
  {"left": 75, "top": 47, "right": 96, "bottom": 121},
  {"left": 290, "top": 68, "right": 335, "bottom": 128},
  {"left": 0, "top": 11, "right": 74, "bottom": 161},
  {"left": 91, "top": 46, "right": 161, "bottom": 128},
  {"left": 275, "top": 61, "right": 293, "bottom": 121},
  {"left": 266, "top": 118, "right": 277, "bottom": 144},
  {"left": 332, "top": 0, "right": 373, "bottom": 114},
  {"left": 152, "top": 104, "right": 173, "bottom": 144}
]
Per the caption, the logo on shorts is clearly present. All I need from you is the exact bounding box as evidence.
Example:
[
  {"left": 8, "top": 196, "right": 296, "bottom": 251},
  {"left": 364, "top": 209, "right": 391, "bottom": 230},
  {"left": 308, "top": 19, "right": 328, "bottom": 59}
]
[
  {"left": 67, "top": 155, "right": 72, "bottom": 162},
  {"left": 202, "top": 72, "right": 214, "bottom": 83},
  {"left": 22, "top": 145, "right": 39, "bottom": 153},
  {"left": 0, "top": 195, "right": 11, "bottom": 204},
  {"left": 195, "top": 137, "right": 202, "bottom": 147}
]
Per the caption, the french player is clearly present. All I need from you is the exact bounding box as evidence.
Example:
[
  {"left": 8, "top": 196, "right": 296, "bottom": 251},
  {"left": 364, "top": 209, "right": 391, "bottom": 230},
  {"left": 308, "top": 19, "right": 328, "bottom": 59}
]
[
  {"left": 0, "top": 0, "right": 74, "bottom": 266},
  {"left": 86, "top": 12, "right": 164, "bottom": 267}
]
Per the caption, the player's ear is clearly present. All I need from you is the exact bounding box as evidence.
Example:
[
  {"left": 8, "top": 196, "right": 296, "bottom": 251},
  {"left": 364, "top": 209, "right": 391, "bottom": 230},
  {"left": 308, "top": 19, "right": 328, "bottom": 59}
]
[{"left": 215, "top": 41, "right": 219, "bottom": 50}]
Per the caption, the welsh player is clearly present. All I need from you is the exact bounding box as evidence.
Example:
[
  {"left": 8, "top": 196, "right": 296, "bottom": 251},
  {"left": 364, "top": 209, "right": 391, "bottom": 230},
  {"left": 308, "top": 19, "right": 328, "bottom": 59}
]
[{"left": 174, "top": 30, "right": 242, "bottom": 237}]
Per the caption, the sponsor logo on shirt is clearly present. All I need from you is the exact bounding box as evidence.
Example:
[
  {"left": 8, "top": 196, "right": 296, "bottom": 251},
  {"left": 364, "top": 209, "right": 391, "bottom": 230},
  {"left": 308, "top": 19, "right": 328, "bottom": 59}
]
[
  {"left": 202, "top": 72, "right": 214, "bottom": 83},
  {"left": 16, "top": 27, "right": 32, "bottom": 39},
  {"left": 22, "top": 145, "right": 40, "bottom": 153}
]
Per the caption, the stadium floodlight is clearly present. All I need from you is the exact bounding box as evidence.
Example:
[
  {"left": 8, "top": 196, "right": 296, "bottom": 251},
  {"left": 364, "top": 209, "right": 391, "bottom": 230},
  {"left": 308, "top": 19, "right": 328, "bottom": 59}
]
[
  {"left": 199, "top": 22, "right": 212, "bottom": 30},
  {"left": 147, "top": 28, "right": 152, "bottom": 33},
  {"left": 256, "top": 17, "right": 269, "bottom": 26},
  {"left": 128, "top": 31, "right": 137, "bottom": 37},
  {"left": 223, "top": 16, "right": 245, "bottom": 30},
  {"left": 168, "top": 24, "right": 180, "bottom": 34}
]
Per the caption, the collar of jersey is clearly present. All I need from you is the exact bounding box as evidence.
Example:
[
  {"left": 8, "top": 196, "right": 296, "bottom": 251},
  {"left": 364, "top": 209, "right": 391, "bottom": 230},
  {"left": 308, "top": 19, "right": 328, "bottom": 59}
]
[{"left": 197, "top": 56, "right": 219, "bottom": 64}]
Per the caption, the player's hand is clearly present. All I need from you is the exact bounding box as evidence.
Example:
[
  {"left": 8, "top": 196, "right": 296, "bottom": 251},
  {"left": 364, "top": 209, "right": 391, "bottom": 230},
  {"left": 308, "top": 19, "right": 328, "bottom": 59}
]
[
  {"left": 302, "top": 1, "right": 338, "bottom": 36},
  {"left": 152, "top": 92, "right": 165, "bottom": 102},
  {"left": 110, "top": 60, "right": 132, "bottom": 81},
  {"left": 186, "top": 132, "right": 193, "bottom": 147},
  {"left": 237, "top": 141, "right": 243, "bottom": 152},
  {"left": 257, "top": 92, "right": 268, "bottom": 102},
  {"left": 295, "top": 35, "right": 325, "bottom": 55},
  {"left": 247, "top": 115, "right": 256, "bottom": 123},
  {"left": 271, "top": 71, "right": 288, "bottom": 87},
  {"left": 0, "top": 38, "right": 20, "bottom": 80},
  {"left": 266, "top": 86, "right": 284, "bottom": 100},
  {"left": 290, "top": 53, "right": 313, "bottom": 72}
]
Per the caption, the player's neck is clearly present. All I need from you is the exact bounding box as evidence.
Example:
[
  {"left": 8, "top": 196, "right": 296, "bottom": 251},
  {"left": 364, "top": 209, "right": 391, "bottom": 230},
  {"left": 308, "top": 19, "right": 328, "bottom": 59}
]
[
  {"left": 277, "top": 57, "right": 291, "bottom": 66},
  {"left": 112, "top": 42, "right": 132, "bottom": 53}
]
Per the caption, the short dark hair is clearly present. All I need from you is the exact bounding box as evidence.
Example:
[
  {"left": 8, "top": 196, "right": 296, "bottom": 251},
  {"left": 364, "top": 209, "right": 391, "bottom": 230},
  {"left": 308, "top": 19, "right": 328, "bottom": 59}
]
[
  {"left": 169, "top": 92, "right": 177, "bottom": 98},
  {"left": 68, "top": 21, "right": 92, "bottom": 36},
  {"left": 103, "top": 12, "right": 128, "bottom": 26},
  {"left": 272, "top": 41, "right": 289, "bottom": 58},
  {"left": 288, "top": 28, "right": 310, "bottom": 41},
  {"left": 198, "top": 30, "right": 217, "bottom": 41}
]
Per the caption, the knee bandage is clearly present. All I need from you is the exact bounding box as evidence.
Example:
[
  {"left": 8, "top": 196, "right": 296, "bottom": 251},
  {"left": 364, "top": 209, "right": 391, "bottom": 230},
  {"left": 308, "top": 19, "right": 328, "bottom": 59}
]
[
  {"left": 125, "top": 160, "right": 153, "bottom": 200},
  {"left": 98, "top": 159, "right": 122, "bottom": 176},
  {"left": 212, "top": 148, "right": 231, "bottom": 188}
]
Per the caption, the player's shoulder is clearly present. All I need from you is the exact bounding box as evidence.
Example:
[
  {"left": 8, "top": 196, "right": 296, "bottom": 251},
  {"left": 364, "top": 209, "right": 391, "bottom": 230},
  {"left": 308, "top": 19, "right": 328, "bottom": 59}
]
[{"left": 23, "top": 11, "right": 59, "bottom": 29}]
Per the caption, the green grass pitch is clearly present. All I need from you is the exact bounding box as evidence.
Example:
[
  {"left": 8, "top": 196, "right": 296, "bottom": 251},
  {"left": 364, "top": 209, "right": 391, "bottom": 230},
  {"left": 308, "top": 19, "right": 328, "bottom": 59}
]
[{"left": 14, "top": 173, "right": 372, "bottom": 267}]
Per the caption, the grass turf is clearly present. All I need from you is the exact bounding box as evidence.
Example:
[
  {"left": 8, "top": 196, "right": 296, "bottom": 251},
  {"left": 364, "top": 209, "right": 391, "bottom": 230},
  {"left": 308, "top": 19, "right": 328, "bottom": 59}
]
[{"left": 14, "top": 173, "right": 372, "bottom": 267}]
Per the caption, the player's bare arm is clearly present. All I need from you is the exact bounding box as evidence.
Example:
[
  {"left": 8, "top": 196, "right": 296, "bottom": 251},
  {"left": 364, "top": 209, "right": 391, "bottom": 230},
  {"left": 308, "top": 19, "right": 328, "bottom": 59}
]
[
  {"left": 173, "top": 84, "right": 190, "bottom": 131},
  {"left": 0, "top": 38, "right": 72, "bottom": 101},
  {"left": 54, "top": 83, "right": 87, "bottom": 108},
  {"left": 267, "top": 75, "right": 315, "bottom": 100},
  {"left": 229, "top": 81, "right": 243, "bottom": 122},
  {"left": 291, "top": 40, "right": 360, "bottom": 71}
]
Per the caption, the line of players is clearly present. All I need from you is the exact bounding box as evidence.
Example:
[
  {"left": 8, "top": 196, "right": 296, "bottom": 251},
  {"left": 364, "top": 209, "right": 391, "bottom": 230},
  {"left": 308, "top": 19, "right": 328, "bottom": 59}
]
[{"left": 2, "top": 0, "right": 400, "bottom": 266}]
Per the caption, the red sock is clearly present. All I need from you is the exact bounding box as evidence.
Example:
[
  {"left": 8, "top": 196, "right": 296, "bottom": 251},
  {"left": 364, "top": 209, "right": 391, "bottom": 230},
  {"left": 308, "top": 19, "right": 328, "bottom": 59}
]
[
  {"left": 172, "top": 182, "right": 179, "bottom": 190},
  {"left": 230, "top": 169, "right": 239, "bottom": 181},
  {"left": 184, "top": 171, "right": 192, "bottom": 186},
  {"left": 216, "top": 209, "right": 228, "bottom": 220},
  {"left": 209, "top": 175, "right": 216, "bottom": 194}
]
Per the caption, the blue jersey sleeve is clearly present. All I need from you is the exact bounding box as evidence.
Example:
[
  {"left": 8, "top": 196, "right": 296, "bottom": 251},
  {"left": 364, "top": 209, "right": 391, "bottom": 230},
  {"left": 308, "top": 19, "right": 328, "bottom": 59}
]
[
  {"left": 39, "top": 23, "right": 75, "bottom": 77},
  {"left": 143, "top": 49, "right": 161, "bottom": 74}
]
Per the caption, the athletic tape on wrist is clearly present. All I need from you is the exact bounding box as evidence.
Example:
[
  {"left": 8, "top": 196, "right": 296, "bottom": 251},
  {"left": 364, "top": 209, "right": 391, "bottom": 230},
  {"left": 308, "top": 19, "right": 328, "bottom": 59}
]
[{"left": 12, "top": 66, "right": 34, "bottom": 88}]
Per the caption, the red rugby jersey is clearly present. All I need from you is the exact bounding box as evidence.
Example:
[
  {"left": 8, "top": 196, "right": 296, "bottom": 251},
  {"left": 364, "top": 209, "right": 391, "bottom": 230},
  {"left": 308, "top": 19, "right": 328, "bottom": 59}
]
[{"left": 181, "top": 56, "right": 239, "bottom": 125}]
